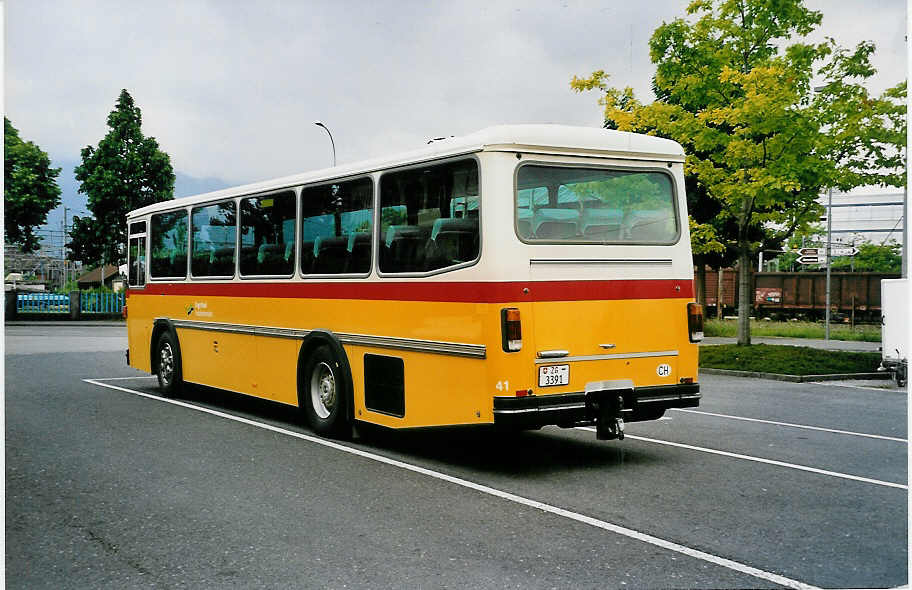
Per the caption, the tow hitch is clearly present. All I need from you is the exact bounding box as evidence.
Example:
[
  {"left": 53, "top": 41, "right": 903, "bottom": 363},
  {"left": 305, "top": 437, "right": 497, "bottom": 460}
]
[
  {"left": 586, "top": 380, "right": 634, "bottom": 441},
  {"left": 595, "top": 394, "right": 625, "bottom": 440}
]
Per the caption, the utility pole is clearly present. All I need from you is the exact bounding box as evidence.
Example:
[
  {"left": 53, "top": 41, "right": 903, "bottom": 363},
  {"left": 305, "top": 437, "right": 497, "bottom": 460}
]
[
  {"left": 62, "top": 207, "right": 69, "bottom": 289},
  {"left": 825, "top": 188, "right": 833, "bottom": 341},
  {"left": 903, "top": 148, "right": 908, "bottom": 278}
]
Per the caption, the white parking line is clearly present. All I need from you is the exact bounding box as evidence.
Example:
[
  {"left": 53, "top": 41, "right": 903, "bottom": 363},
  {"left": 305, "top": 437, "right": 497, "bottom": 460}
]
[
  {"left": 810, "top": 381, "right": 904, "bottom": 393},
  {"left": 575, "top": 427, "right": 907, "bottom": 490},
  {"left": 93, "top": 375, "right": 158, "bottom": 381},
  {"left": 670, "top": 409, "right": 907, "bottom": 443},
  {"left": 84, "top": 377, "right": 819, "bottom": 590}
]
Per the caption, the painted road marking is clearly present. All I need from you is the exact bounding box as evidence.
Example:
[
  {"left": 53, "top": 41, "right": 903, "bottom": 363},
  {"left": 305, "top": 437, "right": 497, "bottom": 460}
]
[
  {"left": 670, "top": 408, "right": 907, "bottom": 443},
  {"left": 810, "top": 381, "right": 904, "bottom": 393},
  {"left": 576, "top": 427, "right": 907, "bottom": 490},
  {"left": 91, "top": 375, "right": 158, "bottom": 381},
  {"left": 85, "top": 377, "right": 819, "bottom": 590}
]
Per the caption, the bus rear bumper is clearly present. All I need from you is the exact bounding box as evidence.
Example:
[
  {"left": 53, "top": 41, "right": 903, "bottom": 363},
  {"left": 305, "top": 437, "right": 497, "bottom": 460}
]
[{"left": 492, "top": 383, "right": 700, "bottom": 430}]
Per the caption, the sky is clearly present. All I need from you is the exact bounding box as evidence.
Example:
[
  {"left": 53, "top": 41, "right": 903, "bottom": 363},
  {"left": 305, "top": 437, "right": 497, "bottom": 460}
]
[{"left": 4, "top": 0, "right": 908, "bottom": 248}]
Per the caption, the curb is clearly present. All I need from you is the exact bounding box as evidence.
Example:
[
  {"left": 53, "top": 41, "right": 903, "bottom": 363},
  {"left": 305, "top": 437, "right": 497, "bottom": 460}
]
[{"left": 699, "top": 367, "right": 892, "bottom": 383}]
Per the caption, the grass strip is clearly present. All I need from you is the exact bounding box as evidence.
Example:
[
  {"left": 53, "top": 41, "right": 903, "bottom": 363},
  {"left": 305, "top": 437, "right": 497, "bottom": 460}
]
[
  {"left": 699, "top": 343, "right": 882, "bottom": 376},
  {"left": 704, "top": 319, "right": 881, "bottom": 342}
]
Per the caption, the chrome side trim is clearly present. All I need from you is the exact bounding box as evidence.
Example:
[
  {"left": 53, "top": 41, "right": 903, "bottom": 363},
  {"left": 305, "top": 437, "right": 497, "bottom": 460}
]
[
  {"left": 335, "top": 332, "right": 486, "bottom": 358},
  {"left": 529, "top": 258, "right": 673, "bottom": 265},
  {"left": 493, "top": 403, "right": 587, "bottom": 415},
  {"left": 534, "top": 350, "right": 679, "bottom": 365},
  {"left": 170, "top": 319, "right": 311, "bottom": 339},
  {"left": 166, "top": 318, "right": 486, "bottom": 359},
  {"left": 639, "top": 393, "right": 701, "bottom": 404}
]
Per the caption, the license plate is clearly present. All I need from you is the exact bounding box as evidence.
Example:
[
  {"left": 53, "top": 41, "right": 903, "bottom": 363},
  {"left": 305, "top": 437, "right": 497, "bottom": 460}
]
[{"left": 539, "top": 364, "right": 569, "bottom": 387}]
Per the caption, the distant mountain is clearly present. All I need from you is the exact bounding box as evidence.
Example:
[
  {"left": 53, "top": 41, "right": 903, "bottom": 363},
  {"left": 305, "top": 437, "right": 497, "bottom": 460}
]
[
  {"left": 39, "top": 157, "right": 233, "bottom": 253},
  {"left": 173, "top": 172, "right": 233, "bottom": 199}
]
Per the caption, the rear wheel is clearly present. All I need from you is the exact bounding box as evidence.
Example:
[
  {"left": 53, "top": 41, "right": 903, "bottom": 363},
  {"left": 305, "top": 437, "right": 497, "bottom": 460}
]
[
  {"left": 155, "top": 331, "right": 182, "bottom": 396},
  {"left": 302, "top": 345, "right": 350, "bottom": 438}
]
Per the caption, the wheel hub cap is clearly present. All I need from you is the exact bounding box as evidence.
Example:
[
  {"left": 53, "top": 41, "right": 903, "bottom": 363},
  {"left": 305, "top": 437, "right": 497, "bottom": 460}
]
[
  {"left": 160, "top": 343, "right": 174, "bottom": 384},
  {"left": 311, "top": 362, "right": 336, "bottom": 419}
]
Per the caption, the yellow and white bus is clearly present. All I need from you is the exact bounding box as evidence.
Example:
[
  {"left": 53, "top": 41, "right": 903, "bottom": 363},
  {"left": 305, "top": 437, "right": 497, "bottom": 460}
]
[{"left": 125, "top": 125, "right": 702, "bottom": 440}]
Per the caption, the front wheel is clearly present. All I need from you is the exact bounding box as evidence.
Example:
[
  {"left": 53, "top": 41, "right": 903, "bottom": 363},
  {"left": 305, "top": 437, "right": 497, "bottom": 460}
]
[
  {"left": 302, "top": 345, "right": 350, "bottom": 439},
  {"left": 155, "top": 331, "right": 182, "bottom": 396}
]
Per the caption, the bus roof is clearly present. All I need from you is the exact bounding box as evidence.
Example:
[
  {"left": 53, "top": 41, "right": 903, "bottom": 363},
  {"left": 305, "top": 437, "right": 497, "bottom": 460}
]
[{"left": 128, "top": 124, "right": 685, "bottom": 218}]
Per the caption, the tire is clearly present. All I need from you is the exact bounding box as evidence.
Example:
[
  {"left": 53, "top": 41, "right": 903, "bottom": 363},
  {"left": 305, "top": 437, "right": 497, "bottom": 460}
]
[
  {"left": 301, "top": 344, "right": 350, "bottom": 438},
  {"left": 155, "top": 331, "right": 182, "bottom": 396}
]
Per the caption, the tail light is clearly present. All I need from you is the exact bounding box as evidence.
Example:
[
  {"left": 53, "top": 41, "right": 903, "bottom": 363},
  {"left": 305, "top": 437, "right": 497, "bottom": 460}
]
[
  {"left": 501, "top": 308, "right": 522, "bottom": 352},
  {"left": 122, "top": 304, "right": 128, "bottom": 319},
  {"left": 687, "top": 303, "right": 703, "bottom": 342}
]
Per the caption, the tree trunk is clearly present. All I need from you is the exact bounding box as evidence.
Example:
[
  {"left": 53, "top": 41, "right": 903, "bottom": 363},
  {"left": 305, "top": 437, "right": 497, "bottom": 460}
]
[
  {"left": 695, "top": 265, "right": 706, "bottom": 307},
  {"left": 736, "top": 247, "right": 752, "bottom": 345},
  {"left": 717, "top": 267, "right": 724, "bottom": 319}
]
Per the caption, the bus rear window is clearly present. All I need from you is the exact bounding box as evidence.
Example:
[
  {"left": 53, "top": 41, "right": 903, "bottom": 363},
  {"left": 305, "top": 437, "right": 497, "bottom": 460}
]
[{"left": 515, "top": 165, "right": 678, "bottom": 244}]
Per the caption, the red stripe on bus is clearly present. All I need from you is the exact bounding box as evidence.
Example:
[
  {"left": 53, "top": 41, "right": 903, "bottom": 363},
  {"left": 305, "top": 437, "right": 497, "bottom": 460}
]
[{"left": 128, "top": 279, "right": 694, "bottom": 303}]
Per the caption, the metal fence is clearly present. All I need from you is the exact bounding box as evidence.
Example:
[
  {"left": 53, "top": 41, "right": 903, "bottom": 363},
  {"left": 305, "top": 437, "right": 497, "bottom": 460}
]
[
  {"left": 16, "top": 292, "right": 125, "bottom": 315},
  {"left": 16, "top": 293, "right": 70, "bottom": 313},
  {"left": 80, "top": 292, "right": 125, "bottom": 314}
]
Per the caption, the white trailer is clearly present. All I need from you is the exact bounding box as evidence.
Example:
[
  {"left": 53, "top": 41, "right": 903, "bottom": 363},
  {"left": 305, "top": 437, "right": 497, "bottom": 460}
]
[{"left": 880, "top": 278, "right": 908, "bottom": 386}]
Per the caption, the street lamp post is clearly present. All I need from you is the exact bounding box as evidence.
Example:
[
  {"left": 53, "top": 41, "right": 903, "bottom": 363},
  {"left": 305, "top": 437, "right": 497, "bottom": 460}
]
[{"left": 314, "top": 121, "right": 336, "bottom": 167}]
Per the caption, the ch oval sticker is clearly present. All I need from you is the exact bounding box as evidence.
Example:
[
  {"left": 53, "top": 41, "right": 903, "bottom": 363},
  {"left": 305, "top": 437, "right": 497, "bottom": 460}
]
[{"left": 656, "top": 363, "right": 671, "bottom": 378}]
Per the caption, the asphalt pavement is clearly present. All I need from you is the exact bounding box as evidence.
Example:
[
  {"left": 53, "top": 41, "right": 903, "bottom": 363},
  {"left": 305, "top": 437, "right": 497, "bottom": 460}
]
[{"left": 5, "top": 323, "right": 907, "bottom": 588}]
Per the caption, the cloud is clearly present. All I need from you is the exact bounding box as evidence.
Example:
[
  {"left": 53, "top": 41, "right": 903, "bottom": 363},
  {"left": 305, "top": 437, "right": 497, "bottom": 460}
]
[{"left": 7, "top": 0, "right": 906, "bottom": 189}]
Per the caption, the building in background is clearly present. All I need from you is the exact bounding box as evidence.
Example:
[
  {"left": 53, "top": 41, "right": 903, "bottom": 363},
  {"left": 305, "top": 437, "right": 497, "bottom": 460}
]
[
  {"left": 823, "top": 189, "right": 905, "bottom": 248},
  {"left": 76, "top": 264, "right": 122, "bottom": 291},
  {"left": 3, "top": 245, "right": 82, "bottom": 290}
]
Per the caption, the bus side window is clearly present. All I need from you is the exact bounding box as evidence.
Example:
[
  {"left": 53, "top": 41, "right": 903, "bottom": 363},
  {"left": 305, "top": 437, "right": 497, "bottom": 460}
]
[
  {"left": 383, "top": 225, "right": 428, "bottom": 272},
  {"left": 301, "top": 178, "right": 373, "bottom": 275},
  {"left": 379, "top": 159, "right": 479, "bottom": 273},
  {"left": 128, "top": 235, "right": 146, "bottom": 286},
  {"left": 426, "top": 218, "right": 478, "bottom": 267},
  {"left": 345, "top": 231, "right": 372, "bottom": 273},
  {"left": 311, "top": 236, "right": 350, "bottom": 274},
  {"left": 191, "top": 201, "right": 236, "bottom": 278},
  {"left": 239, "top": 191, "right": 296, "bottom": 277},
  {"left": 150, "top": 210, "right": 188, "bottom": 279}
]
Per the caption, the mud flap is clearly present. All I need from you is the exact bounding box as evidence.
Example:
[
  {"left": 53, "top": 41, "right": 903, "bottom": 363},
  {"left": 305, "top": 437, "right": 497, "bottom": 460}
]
[{"left": 585, "top": 379, "right": 634, "bottom": 441}]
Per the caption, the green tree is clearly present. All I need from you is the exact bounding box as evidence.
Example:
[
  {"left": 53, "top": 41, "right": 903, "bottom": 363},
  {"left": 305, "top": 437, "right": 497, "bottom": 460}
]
[
  {"left": 70, "top": 89, "right": 175, "bottom": 266},
  {"left": 572, "top": 0, "right": 906, "bottom": 344},
  {"left": 67, "top": 215, "right": 105, "bottom": 266},
  {"left": 4, "top": 117, "right": 62, "bottom": 252},
  {"left": 830, "top": 242, "right": 902, "bottom": 273}
]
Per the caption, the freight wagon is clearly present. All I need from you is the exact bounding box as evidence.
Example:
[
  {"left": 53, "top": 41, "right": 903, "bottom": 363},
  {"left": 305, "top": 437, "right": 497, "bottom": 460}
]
[{"left": 699, "top": 269, "right": 899, "bottom": 321}]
